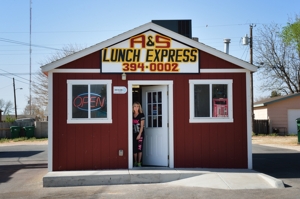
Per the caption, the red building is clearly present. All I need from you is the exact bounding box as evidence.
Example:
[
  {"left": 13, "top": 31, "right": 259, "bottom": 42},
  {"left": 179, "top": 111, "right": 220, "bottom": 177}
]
[{"left": 42, "top": 21, "right": 257, "bottom": 172}]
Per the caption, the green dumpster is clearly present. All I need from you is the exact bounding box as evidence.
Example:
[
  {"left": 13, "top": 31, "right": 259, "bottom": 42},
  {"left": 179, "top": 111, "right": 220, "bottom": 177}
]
[
  {"left": 10, "top": 126, "right": 21, "bottom": 138},
  {"left": 23, "top": 126, "right": 35, "bottom": 138},
  {"left": 296, "top": 118, "right": 300, "bottom": 144}
]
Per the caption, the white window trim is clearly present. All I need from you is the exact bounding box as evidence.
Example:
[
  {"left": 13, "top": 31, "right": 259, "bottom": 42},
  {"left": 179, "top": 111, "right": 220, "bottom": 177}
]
[
  {"left": 189, "top": 79, "right": 233, "bottom": 123},
  {"left": 67, "top": 80, "right": 112, "bottom": 124}
]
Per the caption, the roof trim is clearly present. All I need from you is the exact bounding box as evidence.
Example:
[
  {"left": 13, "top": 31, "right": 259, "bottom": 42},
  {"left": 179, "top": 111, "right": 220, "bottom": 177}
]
[
  {"left": 41, "top": 22, "right": 257, "bottom": 72},
  {"left": 254, "top": 93, "right": 300, "bottom": 107}
]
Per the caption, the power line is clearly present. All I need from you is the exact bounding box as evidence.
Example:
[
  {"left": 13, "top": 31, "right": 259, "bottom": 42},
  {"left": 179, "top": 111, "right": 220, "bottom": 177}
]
[
  {"left": 0, "top": 69, "right": 41, "bottom": 88},
  {"left": 0, "top": 73, "right": 30, "bottom": 85},
  {"left": 0, "top": 29, "right": 126, "bottom": 34},
  {"left": 0, "top": 37, "right": 73, "bottom": 52},
  {"left": 0, "top": 67, "right": 38, "bottom": 87},
  {"left": 194, "top": 23, "right": 250, "bottom": 28},
  {"left": 0, "top": 83, "right": 12, "bottom": 90},
  {"left": 193, "top": 22, "right": 287, "bottom": 29},
  {"left": 0, "top": 68, "right": 30, "bottom": 82},
  {"left": 0, "top": 73, "right": 38, "bottom": 75}
]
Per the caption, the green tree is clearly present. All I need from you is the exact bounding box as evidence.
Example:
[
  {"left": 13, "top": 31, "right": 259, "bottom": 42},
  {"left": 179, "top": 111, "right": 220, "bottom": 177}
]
[
  {"left": 270, "top": 91, "right": 281, "bottom": 98},
  {"left": 281, "top": 15, "right": 300, "bottom": 94},
  {"left": 281, "top": 15, "right": 300, "bottom": 57}
]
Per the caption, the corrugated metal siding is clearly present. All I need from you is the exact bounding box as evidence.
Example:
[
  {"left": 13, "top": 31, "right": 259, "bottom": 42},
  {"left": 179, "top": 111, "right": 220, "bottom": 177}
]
[{"left": 52, "top": 50, "right": 248, "bottom": 170}]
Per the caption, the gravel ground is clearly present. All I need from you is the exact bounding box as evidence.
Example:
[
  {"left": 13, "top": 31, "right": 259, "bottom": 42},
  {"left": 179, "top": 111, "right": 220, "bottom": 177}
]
[
  {"left": 0, "top": 140, "right": 48, "bottom": 146},
  {"left": 1, "top": 136, "right": 298, "bottom": 146},
  {"left": 252, "top": 135, "right": 300, "bottom": 151},
  {"left": 1, "top": 136, "right": 299, "bottom": 151}
]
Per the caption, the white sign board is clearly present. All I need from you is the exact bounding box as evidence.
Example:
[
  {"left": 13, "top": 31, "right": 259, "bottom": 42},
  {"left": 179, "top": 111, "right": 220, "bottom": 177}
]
[
  {"left": 101, "top": 30, "right": 199, "bottom": 73},
  {"left": 113, "top": 86, "right": 127, "bottom": 94}
]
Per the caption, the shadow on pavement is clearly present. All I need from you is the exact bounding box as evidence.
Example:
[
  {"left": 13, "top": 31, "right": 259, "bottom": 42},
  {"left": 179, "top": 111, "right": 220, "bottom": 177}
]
[
  {"left": 253, "top": 153, "right": 300, "bottom": 179},
  {"left": 0, "top": 151, "right": 44, "bottom": 158},
  {"left": 0, "top": 163, "right": 47, "bottom": 184},
  {"left": 253, "top": 152, "right": 300, "bottom": 188}
]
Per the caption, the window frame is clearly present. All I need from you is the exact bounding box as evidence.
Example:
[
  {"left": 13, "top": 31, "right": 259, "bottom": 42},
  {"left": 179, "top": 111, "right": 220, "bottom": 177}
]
[
  {"left": 189, "top": 79, "right": 233, "bottom": 123},
  {"left": 67, "top": 79, "right": 112, "bottom": 124}
]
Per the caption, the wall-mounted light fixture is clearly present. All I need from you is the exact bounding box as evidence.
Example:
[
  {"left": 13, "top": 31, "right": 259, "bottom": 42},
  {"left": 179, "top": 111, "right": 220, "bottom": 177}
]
[{"left": 122, "top": 73, "right": 126, "bottom": 80}]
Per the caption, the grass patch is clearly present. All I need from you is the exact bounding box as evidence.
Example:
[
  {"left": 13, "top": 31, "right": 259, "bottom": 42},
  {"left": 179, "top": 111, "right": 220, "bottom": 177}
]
[
  {"left": 0, "top": 138, "right": 9, "bottom": 143},
  {"left": 0, "top": 137, "right": 48, "bottom": 143},
  {"left": 252, "top": 133, "right": 298, "bottom": 137},
  {"left": 252, "top": 133, "right": 277, "bottom": 137}
]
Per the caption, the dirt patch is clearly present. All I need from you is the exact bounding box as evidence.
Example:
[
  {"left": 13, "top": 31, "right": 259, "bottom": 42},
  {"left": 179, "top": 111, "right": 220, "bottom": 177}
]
[
  {"left": 0, "top": 140, "right": 48, "bottom": 146},
  {"left": 252, "top": 136, "right": 298, "bottom": 146}
]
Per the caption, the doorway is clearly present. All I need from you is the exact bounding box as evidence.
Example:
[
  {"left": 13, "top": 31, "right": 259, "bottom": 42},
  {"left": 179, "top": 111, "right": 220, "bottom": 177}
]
[{"left": 128, "top": 81, "right": 174, "bottom": 169}]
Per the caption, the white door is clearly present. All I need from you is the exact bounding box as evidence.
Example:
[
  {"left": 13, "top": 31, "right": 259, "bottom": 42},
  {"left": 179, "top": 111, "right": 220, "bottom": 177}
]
[
  {"left": 288, "top": 109, "right": 300, "bottom": 134},
  {"left": 142, "top": 85, "right": 168, "bottom": 166}
]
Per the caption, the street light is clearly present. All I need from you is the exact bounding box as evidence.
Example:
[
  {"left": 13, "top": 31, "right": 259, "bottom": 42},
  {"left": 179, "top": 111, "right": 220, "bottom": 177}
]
[{"left": 13, "top": 77, "right": 23, "bottom": 119}]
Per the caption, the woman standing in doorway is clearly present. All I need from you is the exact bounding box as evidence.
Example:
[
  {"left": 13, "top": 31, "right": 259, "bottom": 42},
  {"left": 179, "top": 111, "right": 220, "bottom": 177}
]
[{"left": 132, "top": 102, "right": 145, "bottom": 167}]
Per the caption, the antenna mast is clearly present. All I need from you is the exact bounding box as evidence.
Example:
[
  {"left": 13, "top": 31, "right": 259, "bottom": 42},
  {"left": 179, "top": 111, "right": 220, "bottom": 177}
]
[{"left": 29, "top": 0, "right": 32, "bottom": 115}]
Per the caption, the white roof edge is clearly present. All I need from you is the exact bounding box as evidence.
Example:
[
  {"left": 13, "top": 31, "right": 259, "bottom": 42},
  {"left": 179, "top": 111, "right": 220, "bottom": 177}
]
[
  {"left": 254, "top": 104, "right": 265, "bottom": 108},
  {"left": 41, "top": 22, "right": 257, "bottom": 72}
]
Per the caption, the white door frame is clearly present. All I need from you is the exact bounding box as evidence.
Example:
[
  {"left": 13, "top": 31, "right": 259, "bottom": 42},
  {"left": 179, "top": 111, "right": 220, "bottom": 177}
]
[{"left": 128, "top": 80, "right": 174, "bottom": 169}]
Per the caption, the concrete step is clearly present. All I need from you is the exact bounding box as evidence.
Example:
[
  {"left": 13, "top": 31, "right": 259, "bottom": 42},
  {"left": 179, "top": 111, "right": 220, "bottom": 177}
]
[{"left": 43, "top": 168, "right": 285, "bottom": 189}]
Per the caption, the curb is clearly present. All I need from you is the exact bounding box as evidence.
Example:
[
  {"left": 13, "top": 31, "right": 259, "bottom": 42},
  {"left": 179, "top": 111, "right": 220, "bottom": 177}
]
[{"left": 258, "top": 173, "right": 285, "bottom": 188}]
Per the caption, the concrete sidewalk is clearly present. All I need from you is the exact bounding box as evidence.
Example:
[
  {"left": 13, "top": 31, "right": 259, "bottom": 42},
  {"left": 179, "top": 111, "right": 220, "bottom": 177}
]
[{"left": 43, "top": 168, "right": 285, "bottom": 189}]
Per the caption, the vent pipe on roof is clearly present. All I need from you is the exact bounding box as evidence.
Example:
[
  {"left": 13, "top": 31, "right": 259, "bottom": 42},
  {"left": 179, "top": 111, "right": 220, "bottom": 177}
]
[
  {"left": 223, "top": 39, "right": 231, "bottom": 54},
  {"left": 192, "top": 37, "right": 199, "bottom": 42}
]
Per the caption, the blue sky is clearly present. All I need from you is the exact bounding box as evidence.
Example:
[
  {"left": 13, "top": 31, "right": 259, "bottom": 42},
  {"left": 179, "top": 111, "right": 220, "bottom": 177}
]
[{"left": 1, "top": 0, "right": 299, "bottom": 113}]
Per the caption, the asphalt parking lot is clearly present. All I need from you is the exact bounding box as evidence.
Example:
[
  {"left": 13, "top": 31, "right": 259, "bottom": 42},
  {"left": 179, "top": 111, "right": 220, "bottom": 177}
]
[
  {"left": 253, "top": 144, "right": 300, "bottom": 189},
  {"left": 0, "top": 143, "right": 300, "bottom": 199}
]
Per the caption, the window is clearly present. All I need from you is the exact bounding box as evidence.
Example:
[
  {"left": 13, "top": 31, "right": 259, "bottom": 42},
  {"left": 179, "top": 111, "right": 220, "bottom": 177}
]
[
  {"left": 189, "top": 79, "right": 233, "bottom": 123},
  {"left": 146, "top": 91, "right": 163, "bottom": 128},
  {"left": 67, "top": 80, "right": 112, "bottom": 123}
]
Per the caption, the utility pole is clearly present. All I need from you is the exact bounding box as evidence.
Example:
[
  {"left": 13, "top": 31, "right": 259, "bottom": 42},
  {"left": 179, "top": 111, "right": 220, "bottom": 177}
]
[
  {"left": 249, "top": 24, "right": 255, "bottom": 133},
  {"left": 13, "top": 78, "right": 17, "bottom": 119},
  {"left": 250, "top": 24, "right": 254, "bottom": 65}
]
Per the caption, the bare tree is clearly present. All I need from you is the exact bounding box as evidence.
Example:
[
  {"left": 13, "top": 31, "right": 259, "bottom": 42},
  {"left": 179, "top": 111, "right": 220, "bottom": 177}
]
[
  {"left": 24, "top": 44, "right": 85, "bottom": 120},
  {"left": 0, "top": 99, "right": 13, "bottom": 115},
  {"left": 32, "top": 70, "right": 48, "bottom": 107},
  {"left": 23, "top": 98, "right": 46, "bottom": 121},
  {"left": 41, "top": 44, "right": 85, "bottom": 64},
  {"left": 254, "top": 23, "right": 300, "bottom": 95}
]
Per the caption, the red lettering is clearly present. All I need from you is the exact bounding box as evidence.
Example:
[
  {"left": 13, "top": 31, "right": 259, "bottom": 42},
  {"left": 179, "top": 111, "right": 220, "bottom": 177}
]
[
  {"left": 155, "top": 35, "right": 171, "bottom": 48},
  {"left": 95, "top": 96, "right": 105, "bottom": 108},
  {"left": 130, "top": 35, "right": 145, "bottom": 48},
  {"left": 130, "top": 34, "right": 171, "bottom": 48},
  {"left": 90, "top": 96, "right": 96, "bottom": 108},
  {"left": 73, "top": 96, "right": 83, "bottom": 107},
  {"left": 172, "top": 63, "right": 179, "bottom": 71},
  {"left": 73, "top": 95, "right": 105, "bottom": 109}
]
